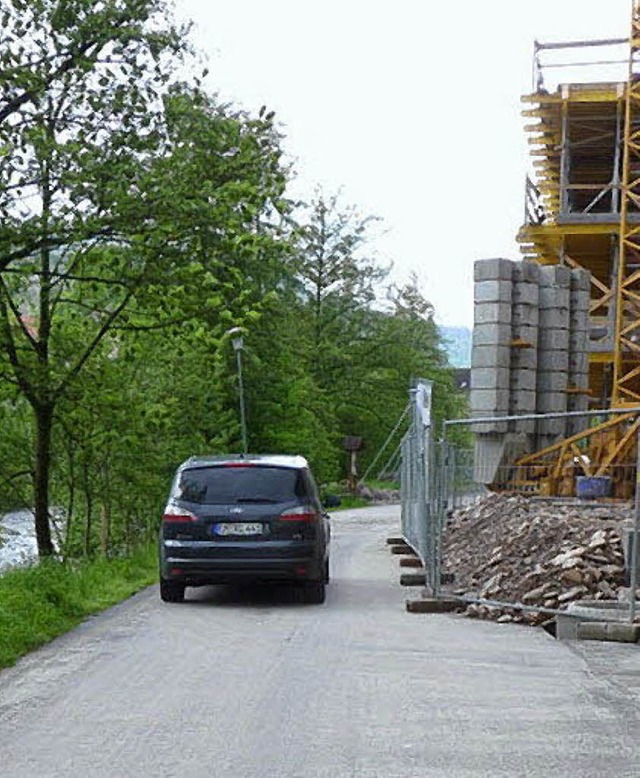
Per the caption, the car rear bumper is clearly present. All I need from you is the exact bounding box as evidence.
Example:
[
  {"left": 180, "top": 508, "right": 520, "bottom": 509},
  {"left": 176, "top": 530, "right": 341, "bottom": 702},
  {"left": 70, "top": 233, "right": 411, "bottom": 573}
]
[{"left": 159, "top": 539, "right": 325, "bottom": 585}]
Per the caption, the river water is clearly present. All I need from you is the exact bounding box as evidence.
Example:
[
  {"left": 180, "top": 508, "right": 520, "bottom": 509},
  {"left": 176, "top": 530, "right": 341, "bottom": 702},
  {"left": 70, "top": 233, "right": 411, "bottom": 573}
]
[
  {"left": 0, "top": 510, "right": 65, "bottom": 573},
  {"left": 0, "top": 510, "right": 39, "bottom": 573}
]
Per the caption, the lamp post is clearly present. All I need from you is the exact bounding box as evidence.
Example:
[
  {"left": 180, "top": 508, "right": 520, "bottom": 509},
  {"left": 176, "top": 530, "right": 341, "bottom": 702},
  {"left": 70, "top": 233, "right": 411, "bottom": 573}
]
[{"left": 227, "top": 327, "right": 248, "bottom": 455}]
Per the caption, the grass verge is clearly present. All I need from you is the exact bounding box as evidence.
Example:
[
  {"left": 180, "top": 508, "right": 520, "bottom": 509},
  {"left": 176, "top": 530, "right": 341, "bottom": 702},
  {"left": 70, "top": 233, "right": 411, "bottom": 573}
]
[
  {"left": 329, "top": 495, "right": 370, "bottom": 510},
  {"left": 0, "top": 544, "right": 157, "bottom": 671}
]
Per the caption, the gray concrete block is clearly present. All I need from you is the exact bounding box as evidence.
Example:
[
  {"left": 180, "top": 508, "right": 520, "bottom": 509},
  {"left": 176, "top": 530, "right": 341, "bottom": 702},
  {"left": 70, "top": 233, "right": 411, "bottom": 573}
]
[
  {"left": 570, "top": 303, "right": 590, "bottom": 320},
  {"left": 513, "top": 260, "right": 541, "bottom": 284},
  {"left": 567, "top": 395, "right": 590, "bottom": 415},
  {"left": 512, "top": 283, "right": 539, "bottom": 306},
  {"left": 474, "top": 258, "right": 513, "bottom": 282},
  {"left": 474, "top": 301, "right": 513, "bottom": 325},
  {"left": 471, "top": 367, "right": 510, "bottom": 390},
  {"left": 511, "top": 349, "right": 538, "bottom": 371},
  {"left": 539, "top": 308, "right": 569, "bottom": 327},
  {"left": 569, "top": 305, "right": 590, "bottom": 321},
  {"left": 538, "top": 328, "right": 570, "bottom": 351},
  {"left": 569, "top": 321, "right": 590, "bottom": 338},
  {"left": 569, "top": 352, "right": 589, "bottom": 372},
  {"left": 472, "top": 323, "right": 512, "bottom": 347},
  {"left": 536, "top": 392, "right": 568, "bottom": 413},
  {"left": 535, "top": 351, "right": 569, "bottom": 371},
  {"left": 569, "top": 330, "right": 589, "bottom": 351},
  {"left": 537, "top": 372, "right": 569, "bottom": 392},
  {"left": 569, "top": 289, "right": 590, "bottom": 307},
  {"left": 570, "top": 268, "right": 591, "bottom": 292},
  {"left": 474, "top": 281, "right": 513, "bottom": 304},
  {"left": 471, "top": 414, "right": 510, "bottom": 433},
  {"left": 539, "top": 287, "right": 570, "bottom": 310},
  {"left": 470, "top": 388, "right": 510, "bottom": 413},
  {"left": 471, "top": 344, "right": 511, "bottom": 369},
  {"left": 537, "top": 423, "right": 567, "bottom": 439},
  {"left": 509, "top": 390, "right": 537, "bottom": 413},
  {"left": 540, "top": 264, "right": 572, "bottom": 287},
  {"left": 471, "top": 420, "right": 508, "bottom": 434},
  {"left": 576, "top": 621, "right": 640, "bottom": 643},
  {"left": 510, "top": 419, "right": 536, "bottom": 434},
  {"left": 512, "top": 304, "right": 539, "bottom": 327},
  {"left": 510, "top": 370, "right": 537, "bottom": 392},
  {"left": 512, "top": 324, "right": 538, "bottom": 345}
]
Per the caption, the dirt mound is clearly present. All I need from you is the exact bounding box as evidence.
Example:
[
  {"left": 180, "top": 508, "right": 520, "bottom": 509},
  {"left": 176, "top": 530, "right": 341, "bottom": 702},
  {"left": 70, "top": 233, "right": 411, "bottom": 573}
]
[{"left": 441, "top": 493, "right": 633, "bottom": 625}]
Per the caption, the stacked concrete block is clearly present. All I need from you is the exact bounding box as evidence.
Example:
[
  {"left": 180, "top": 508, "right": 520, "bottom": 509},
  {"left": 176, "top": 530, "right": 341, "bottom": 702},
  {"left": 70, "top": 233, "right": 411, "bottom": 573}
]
[
  {"left": 536, "top": 265, "right": 571, "bottom": 445},
  {"left": 567, "top": 269, "right": 591, "bottom": 436},
  {"left": 509, "top": 261, "right": 539, "bottom": 433},
  {"left": 471, "top": 257, "right": 592, "bottom": 485},
  {"left": 470, "top": 259, "right": 513, "bottom": 434}
]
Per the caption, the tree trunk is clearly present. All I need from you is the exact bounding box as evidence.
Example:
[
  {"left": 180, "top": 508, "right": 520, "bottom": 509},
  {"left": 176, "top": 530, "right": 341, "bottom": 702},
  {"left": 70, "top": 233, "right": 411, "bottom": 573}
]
[
  {"left": 34, "top": 403, "right": 55, "bottom": 557},
  {"left": 99, "top": 504, "right": 110, "bottom": 557},
  {"left": 100, "top": 463, "right": 111, "bottom": 557},
  {"left": 83, "top": 461, "right": 93, "bottom": 557}
]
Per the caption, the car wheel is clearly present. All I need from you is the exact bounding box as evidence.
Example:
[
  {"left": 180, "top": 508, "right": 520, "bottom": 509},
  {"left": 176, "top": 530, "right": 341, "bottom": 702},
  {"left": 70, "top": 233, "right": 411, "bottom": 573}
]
[
  {"left": 160, "top": 579, "right": 185, "bottom": 603},
  {"left": 323, "top": 558, "right": 330, "bottom": 584},
  {"left": 304, "top": 581, "right": 326, "bottom": 605}
]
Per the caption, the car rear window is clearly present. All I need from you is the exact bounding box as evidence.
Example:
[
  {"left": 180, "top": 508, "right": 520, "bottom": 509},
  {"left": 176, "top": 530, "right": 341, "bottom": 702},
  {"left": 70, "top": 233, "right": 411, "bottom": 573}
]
[{"left": 174, "top": 466, "right": 303, "bottom": 505}]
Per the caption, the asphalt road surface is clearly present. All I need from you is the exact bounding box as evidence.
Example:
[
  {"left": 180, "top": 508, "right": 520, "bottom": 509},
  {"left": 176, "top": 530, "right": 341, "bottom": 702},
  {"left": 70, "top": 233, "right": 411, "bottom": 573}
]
[{"left": 1, "top": 504, "right": 640, "bottom": 778}]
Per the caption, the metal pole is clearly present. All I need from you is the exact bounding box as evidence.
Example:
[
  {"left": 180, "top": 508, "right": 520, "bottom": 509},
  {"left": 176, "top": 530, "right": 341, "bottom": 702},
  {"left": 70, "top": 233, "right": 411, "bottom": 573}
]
[
  {"left": 630, "top": 428, "right": 640, "bottom": 623},
  {"left": 235, "top": 347, "right": 248, "bottom": 455},
  {"left": 444, "top": 405, "right": 640, "bottom": 428}
]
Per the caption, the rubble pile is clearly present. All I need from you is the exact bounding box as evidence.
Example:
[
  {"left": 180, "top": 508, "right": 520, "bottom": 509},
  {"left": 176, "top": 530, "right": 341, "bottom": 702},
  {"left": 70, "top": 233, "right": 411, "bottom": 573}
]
[{"left": 441, "top": 493, "right": 632, "bottom": 625}]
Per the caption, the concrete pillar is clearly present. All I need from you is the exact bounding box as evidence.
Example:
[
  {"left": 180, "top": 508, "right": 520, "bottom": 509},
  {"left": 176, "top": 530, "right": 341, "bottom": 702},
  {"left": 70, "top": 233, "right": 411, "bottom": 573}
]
[
  {"left": 536, "top": 265, "right": 571, "bottom": 444},
  {"left": 567, "top": 268, "right": 591, "bottom": 436},
  {"left": 471, "top": 259, "right": 513, "bottom": 434},
  {"left": 510, "top": 261, "right": 539, "bottom": 434}
]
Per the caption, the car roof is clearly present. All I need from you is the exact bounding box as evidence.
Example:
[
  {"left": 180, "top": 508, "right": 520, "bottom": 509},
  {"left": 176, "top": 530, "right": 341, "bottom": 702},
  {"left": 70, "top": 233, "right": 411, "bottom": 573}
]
[{"left": 178, "top": 454, "right": 309, "bottom": 471}]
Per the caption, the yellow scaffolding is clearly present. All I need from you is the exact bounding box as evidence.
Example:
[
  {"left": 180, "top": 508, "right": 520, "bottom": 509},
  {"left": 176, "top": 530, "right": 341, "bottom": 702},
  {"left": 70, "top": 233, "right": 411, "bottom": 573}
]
[{"left": 510, "top": 3, "right": 640, "bottom": 496}]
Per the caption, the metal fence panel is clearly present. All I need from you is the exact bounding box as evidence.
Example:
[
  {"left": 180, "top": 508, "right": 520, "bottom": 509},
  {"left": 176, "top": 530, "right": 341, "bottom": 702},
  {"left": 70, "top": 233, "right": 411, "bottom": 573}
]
[{"left": 400, "top": 380, "right": 441, "bottom": 592}]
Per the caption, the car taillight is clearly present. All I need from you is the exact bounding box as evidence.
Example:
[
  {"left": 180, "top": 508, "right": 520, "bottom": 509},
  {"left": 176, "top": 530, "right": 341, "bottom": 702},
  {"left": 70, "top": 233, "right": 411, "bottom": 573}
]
[
  {"left": 162, "top": 504, "right": 198, "bottom": 523},
  {"left": 279, "top": 506, "right": 319, "bottom": 522}
]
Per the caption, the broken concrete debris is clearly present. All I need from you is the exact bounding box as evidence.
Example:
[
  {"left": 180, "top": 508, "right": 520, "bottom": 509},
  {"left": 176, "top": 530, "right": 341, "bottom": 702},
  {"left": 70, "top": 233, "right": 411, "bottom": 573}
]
[{"left": 441, "top": 493, "right": 632, "bottom": 626}]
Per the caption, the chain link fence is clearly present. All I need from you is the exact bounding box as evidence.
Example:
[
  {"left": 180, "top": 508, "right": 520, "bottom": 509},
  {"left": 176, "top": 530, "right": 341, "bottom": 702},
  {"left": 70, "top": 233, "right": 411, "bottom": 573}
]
[
  {"left": 400, "top": 399, "right": 640, "bottom": 623},
  {"left": 400, "top": 380, "right": 443, "bottom": 594}
]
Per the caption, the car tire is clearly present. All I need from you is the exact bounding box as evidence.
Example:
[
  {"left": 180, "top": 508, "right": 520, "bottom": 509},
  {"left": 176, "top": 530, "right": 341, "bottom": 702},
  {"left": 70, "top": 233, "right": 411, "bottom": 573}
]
[
  {"left": 160, "top": 579, "right": 185, "bottom": 603},
  {"left": 323, "top": 558, "right": 330, "bottom": 584},
  {"left": 303, "top": 581, "right": 326, "bottom": 605}
]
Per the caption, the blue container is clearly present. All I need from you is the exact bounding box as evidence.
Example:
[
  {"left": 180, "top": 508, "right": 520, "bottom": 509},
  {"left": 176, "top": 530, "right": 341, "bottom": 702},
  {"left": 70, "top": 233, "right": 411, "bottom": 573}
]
[{"left": 575, "top": 475, "right": 612, "bottom": 499}]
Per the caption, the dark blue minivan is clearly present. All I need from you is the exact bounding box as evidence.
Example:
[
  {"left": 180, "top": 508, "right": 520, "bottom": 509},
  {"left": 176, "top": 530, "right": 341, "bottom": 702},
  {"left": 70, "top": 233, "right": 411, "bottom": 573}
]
[{"left": 159, "top": 455, "right": 330, "bottom": 604}]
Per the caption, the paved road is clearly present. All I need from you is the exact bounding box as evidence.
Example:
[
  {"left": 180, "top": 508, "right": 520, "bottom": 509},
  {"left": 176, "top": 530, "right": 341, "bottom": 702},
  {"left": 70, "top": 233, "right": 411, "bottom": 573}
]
[{"left": 1, "top": 505, "right": 640, "bottom": 777}]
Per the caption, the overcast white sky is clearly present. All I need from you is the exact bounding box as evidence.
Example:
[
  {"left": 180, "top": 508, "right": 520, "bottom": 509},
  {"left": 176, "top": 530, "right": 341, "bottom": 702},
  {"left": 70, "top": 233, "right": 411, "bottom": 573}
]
[{"left": 174, "top": 0, "right": 630, "bottom": 327}]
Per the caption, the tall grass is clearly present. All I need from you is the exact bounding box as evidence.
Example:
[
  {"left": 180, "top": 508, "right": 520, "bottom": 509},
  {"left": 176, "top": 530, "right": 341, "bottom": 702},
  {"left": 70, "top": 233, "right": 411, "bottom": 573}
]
[{"left": 0, "top": 544, "right": 158, "bottom": 670}]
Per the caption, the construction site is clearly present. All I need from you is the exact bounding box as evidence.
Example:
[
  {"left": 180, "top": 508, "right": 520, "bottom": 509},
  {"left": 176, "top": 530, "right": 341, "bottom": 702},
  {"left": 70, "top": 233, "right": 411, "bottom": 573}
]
[
  {"left": 469, "top": 2, "right": 640, "bottom": 500},
  {"left": 395, "top": 2, "right": 640, "bottom": 636}
]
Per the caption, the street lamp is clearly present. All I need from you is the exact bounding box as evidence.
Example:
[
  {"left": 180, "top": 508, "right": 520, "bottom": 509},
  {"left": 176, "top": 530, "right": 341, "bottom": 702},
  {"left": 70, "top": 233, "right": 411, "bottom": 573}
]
[{"left": 226, "top": 327, "right": 248, "bottom": 455}]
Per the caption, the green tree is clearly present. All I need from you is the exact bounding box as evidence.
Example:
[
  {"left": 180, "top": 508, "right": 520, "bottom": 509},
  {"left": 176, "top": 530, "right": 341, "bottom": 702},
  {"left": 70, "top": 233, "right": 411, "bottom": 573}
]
[{"left": 0, "top": 2, "right": 290, "bottom": 557}]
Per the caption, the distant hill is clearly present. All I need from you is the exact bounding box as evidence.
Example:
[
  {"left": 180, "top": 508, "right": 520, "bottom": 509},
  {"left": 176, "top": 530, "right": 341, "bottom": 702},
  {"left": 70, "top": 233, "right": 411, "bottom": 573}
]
[{"left": 439, "top": 326, "right": 471, "bottom": 368}]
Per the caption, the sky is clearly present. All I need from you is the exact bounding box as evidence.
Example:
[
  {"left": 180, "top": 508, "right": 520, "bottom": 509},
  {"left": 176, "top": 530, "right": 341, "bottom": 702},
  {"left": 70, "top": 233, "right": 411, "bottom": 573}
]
[{"left": 174, "top": 0, "right": 631, "bottom": 328}]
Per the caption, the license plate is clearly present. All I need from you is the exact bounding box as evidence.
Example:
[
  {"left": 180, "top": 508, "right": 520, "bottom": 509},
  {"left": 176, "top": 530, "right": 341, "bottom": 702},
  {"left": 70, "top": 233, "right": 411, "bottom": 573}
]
[{"left": 213, "top": 522, "right": 263, "bottom": 537}]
